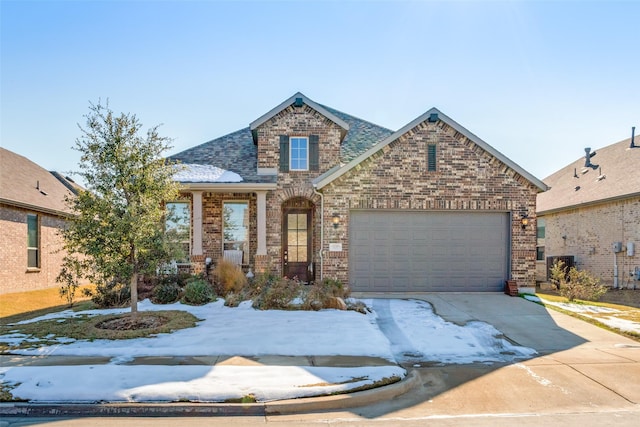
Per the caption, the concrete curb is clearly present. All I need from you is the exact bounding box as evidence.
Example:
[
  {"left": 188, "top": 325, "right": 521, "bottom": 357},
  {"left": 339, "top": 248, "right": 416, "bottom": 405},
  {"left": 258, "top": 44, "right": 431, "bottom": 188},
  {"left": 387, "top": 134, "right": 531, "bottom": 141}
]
[{"left": 0, "top": 369, "right": 421, "bottom": 417}]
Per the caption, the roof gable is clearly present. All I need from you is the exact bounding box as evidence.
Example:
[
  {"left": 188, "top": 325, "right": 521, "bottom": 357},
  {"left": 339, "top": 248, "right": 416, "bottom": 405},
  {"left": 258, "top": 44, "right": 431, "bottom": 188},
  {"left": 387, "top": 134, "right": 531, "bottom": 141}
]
[
  {"left": 537, "top": 136, "right": 640, "bottom": 214},
  {"left": 249, "top": 92, "right": 350, "bottom": 143},
  {"left": 313, "top": 108, "right": 547, "bottom": 191}
]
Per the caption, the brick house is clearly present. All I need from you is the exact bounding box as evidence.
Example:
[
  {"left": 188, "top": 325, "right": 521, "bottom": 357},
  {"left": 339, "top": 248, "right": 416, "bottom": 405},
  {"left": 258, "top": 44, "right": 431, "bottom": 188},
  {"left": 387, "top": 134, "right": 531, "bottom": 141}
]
[
  {"left": 170, "top": 92, "right": 546, "bottom": 293},
  {"left": 0, "top": 148, "right": 80, "bottom": 294},
  {"left": 536, "top": 131, "right": 640, "bottom": 288}
]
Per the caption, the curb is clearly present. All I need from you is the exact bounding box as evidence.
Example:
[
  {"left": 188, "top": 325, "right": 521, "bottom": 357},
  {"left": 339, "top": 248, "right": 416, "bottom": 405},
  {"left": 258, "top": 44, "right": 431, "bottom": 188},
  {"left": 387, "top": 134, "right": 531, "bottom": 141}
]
[{"left": 0, "top": 370, "right": 421, "bottom": 417}]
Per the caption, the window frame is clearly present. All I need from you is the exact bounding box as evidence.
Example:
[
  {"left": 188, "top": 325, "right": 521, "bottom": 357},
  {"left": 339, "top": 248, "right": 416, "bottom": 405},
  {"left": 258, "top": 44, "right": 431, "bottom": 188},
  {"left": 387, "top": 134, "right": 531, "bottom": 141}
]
[
  {"left": 27, "top": 213, "right": 40, "bottom": 269},
  {"left": 165, "top": 201, "right": 191, "bottom": 265},
  {"left": 537, "top": 218, "right": 546, "bottom": 239},
  {"left": 289, "top": 136, "right": 309, "bottom": 171},
  {"left": 223, "top": 200, "right": 250, "bottom": 264}
]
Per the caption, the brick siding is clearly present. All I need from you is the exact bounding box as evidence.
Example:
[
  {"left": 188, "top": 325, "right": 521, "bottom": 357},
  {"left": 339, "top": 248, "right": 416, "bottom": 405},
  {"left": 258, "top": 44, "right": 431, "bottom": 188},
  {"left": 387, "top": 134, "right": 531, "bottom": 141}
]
[
  {"left": 0, "top": 204, "right": 69, "bottom": 294},
  {"left": 538, "top": 198, "right": 640, "bottom": 287}
]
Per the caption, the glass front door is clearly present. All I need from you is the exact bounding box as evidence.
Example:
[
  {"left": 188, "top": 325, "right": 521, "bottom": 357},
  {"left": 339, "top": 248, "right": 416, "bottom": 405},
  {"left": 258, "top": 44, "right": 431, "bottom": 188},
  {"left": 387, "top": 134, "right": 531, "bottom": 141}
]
[{"left": 283, "top": 208, "right": 313, "bottom": 283}]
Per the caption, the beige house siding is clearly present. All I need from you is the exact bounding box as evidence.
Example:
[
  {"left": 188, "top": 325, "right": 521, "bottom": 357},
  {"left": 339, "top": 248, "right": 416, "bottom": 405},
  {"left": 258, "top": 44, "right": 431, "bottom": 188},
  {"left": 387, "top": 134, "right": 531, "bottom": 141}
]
[
  {"left": 0, "top": 204, "right": 68, "bottom": 294},
  {"left": 537, "top": 197, "right": 640, "bottom": 288},
  {"left": 319, "top": 119, "right": 539, "bottom": 288}
]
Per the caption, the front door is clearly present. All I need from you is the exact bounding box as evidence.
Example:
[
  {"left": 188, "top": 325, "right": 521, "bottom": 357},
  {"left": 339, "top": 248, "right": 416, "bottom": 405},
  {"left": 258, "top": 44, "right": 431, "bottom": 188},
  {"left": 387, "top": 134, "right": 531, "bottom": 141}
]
[{"left": 283, "top": 207, "right": 313, "bottom": 283}]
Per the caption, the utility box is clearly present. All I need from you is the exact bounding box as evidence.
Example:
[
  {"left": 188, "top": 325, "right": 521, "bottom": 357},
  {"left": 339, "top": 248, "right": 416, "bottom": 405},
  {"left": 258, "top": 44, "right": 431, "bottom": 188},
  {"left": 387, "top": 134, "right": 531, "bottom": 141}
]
[
  {"left": 627, "top": 242, "right": 635, "bottom": 257},
  {"left": 612, "top": 242, "right": 623, "bottom": 253}
]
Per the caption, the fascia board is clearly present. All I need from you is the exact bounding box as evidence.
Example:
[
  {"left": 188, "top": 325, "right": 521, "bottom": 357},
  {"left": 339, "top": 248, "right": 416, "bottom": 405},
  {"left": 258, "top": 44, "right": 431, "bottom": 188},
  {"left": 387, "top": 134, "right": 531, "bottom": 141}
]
[{"left": 180, "top": 183, "right": 277, "bottom": 192}]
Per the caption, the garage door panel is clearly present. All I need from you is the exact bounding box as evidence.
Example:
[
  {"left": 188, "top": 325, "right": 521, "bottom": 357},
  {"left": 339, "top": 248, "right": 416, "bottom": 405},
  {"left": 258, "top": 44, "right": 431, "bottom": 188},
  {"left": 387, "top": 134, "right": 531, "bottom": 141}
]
[{"left": 350, "top": 211, "right": 509, "bottom": 292}]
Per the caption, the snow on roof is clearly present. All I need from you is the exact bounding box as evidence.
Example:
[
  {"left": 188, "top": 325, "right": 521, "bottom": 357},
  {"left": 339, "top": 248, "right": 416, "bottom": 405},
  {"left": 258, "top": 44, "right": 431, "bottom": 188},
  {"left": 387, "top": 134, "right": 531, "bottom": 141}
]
[{"left": 173, "top": 163, "right": 243, "bottom": 183}]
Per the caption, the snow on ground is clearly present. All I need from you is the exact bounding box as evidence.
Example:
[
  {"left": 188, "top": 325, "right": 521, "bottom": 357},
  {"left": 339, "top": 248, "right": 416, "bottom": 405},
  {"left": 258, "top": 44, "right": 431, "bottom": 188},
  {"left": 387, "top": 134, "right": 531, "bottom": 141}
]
[
  {"left": 524, "top": 295, "right": 640, "bottom": 334},
  {"left": 0, "top": 298, "right": 536, "bottom": 403}
]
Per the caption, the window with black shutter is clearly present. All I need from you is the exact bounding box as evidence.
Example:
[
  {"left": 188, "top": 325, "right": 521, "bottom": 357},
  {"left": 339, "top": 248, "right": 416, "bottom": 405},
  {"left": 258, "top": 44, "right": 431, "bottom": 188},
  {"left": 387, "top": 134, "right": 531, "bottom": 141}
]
[{"left": 309, "top": 135, "right": 319, "bottom": 171}]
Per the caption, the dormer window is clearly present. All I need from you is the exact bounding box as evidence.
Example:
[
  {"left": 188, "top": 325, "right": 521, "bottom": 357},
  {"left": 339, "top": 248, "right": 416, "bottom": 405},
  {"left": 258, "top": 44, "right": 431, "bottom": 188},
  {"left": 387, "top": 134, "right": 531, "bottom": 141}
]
[
  {"left": 290, "top": 137, "right": 309, "bottom": 171},
  {"left": 279, "top": 135, "right": 319, "bottom": 172}
]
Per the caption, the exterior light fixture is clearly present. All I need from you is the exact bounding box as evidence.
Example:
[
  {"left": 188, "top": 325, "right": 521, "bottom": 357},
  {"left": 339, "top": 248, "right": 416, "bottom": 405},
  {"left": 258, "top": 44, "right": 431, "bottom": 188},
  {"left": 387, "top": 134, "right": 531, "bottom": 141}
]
[
  {"left": 332, "top": 213, "right": 340, "bottom": 229},
  {"left": 521, "top": 214, "right": 529, "bottom": 229}
]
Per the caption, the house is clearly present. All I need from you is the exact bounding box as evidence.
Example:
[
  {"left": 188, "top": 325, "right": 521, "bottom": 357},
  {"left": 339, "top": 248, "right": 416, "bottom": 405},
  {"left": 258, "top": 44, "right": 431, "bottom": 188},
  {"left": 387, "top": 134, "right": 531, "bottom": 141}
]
[
  {"left": 169, "top": 92, "right": 546, "bottom": 294},
  {"left": 0, "top": 148, "right": 80, "bottom": 294},
  {"left": 537, "top": 130, "right": 640, "bottom": 288}
]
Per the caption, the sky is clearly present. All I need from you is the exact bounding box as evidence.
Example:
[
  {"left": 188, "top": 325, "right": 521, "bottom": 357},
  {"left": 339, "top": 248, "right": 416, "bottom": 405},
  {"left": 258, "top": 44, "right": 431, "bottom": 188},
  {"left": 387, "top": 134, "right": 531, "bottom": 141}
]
[
  {"left": 1, "top": 0, "right": 639, "bottom": 185},
  {"left": 0, "top": 298, "right": 536, "bottom": 402}
]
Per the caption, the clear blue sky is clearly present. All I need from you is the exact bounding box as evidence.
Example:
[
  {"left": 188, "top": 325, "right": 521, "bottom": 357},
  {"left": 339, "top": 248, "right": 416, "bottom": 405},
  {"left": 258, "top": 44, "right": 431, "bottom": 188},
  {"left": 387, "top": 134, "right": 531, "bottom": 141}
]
[{"left": 2, "top": 0, "right": 638, "bottom": 184}]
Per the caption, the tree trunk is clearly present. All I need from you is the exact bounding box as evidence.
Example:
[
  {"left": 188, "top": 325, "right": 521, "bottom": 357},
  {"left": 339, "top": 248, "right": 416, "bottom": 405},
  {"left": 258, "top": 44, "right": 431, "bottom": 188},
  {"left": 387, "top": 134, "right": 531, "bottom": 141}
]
[{"left": 130, "top": 272, "right": 138, "bottom": 314}]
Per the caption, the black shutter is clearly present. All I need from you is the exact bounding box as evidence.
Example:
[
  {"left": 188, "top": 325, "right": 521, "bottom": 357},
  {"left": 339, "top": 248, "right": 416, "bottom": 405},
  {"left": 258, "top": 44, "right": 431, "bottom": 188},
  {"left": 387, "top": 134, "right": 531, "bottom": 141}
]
[
  {"left": 309, "top": 135, "right": 319, "bottom": 171},
  {"left": 279, "top": 135, "right": 290, "bottom": 172}
]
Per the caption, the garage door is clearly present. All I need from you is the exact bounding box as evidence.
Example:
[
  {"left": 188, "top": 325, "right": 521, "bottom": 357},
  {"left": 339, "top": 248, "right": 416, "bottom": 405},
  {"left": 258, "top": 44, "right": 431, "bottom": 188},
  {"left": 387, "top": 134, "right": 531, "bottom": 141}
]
[{"left": 349, "top": 211, "right": 510, "bottom": 292}]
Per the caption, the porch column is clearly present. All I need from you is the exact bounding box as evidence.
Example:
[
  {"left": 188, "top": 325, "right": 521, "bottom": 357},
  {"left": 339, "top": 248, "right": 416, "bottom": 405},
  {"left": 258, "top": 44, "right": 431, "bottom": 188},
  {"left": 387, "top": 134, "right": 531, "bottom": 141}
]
[
  {"left": 192, "top": 191, "right": 203, "bottom": 256},
  {"left": 256, "top": 190, "right": 267, "bottom": 255}
]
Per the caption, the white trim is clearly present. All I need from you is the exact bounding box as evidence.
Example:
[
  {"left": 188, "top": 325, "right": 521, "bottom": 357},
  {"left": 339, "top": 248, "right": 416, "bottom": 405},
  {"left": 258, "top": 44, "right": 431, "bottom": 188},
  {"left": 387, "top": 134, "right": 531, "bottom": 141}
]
[{"left": 257, "top": 167, "right": 278, "bottom": 176}]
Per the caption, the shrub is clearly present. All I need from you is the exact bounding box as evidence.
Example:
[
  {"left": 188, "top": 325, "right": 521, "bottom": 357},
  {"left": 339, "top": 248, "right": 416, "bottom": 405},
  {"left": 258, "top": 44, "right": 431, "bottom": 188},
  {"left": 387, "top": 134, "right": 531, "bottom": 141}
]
[
  {"left": 152, "top": 281, "right": 182, "bottom": 304},
  {"left": 90, "top": 279, "right": 130, "bottom": 308},
  {"left": 56, "top": 256, "right": 83, "bottom": 307},
  {"left": 301, "top": 278, "right": 348, "bottom": 311},
  {"left": 254, "top": 276, "right": 302, "bottom": 310},
  {"left": 224, "top": 291, "right": 244, "bottom": 308},
  {"left": 213, "top": 258, "right": 247, "bottom": 296},
  {"left": 181, "top": 278, "right": 215, "bottom": 305},
  {"left": 550, "top": 260, "right": 608, "bottom": 302}
]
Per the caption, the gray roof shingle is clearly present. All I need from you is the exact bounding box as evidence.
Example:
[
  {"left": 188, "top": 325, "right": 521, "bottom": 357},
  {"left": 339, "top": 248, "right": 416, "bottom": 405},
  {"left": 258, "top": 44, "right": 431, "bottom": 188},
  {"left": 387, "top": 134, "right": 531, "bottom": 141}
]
[
  {"left": 169, "top": 104, "right": 394, "bottom": 183},
  {"left": 537, "top": 136, "right": 640, "bottom": 214}
]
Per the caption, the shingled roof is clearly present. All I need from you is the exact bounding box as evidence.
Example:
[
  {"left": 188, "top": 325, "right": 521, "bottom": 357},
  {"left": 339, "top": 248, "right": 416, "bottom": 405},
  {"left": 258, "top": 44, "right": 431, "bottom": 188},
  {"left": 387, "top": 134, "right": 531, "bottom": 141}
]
[
  {"left": 169, "top": 100, "right": 394, "bottom": 183},
  {"left": 0, "top": 147, "right": 77, "bottom": 216},
  {"left": 537, "top": 135, "right": 640, "bottom": 214}
]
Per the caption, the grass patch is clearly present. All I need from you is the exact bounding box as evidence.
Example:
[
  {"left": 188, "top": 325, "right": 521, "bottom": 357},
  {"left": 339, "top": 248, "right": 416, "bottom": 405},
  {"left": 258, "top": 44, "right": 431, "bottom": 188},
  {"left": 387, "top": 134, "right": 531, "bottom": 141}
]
[
  {"left": 533, "top": 293, "right": 640, "bottom": 342},
  {"left": 0, "top": 310, "right": 200, "bottom": 351},
  {"left": 1, "top": 285, "right": 96, "bottom": 320}
]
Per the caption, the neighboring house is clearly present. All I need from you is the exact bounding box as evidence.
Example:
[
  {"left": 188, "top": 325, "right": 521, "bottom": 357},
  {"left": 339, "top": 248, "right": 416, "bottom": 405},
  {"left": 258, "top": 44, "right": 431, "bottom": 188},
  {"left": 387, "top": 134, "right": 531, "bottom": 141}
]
[
  {"left": 537, "top": 131, "right": 640, "bottom": 288},
  {"left": 0, "top": 148, "right": 80, "bottom": 294},
  {"left": 169, "top": 92, "right": 546, "bottom": 293}
]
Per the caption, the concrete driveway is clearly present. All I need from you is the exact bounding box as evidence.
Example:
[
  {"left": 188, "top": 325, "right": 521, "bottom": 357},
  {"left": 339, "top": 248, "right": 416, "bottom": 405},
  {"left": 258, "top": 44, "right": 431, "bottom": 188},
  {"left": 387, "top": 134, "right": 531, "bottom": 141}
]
[{"left": 346, "top": 292, "right": 640, "bottom": 422}]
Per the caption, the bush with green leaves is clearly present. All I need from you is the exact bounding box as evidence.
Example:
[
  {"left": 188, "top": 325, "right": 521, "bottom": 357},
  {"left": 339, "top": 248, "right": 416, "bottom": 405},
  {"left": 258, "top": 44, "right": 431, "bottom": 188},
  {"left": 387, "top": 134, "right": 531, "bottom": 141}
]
[
  {"left": 181, "top": 277, "right": 215, "bottom": 305},
  {"left": 550, "top": 260, "right": 608, "bottom": 302},
  {"left": 89, "top": 279, "right": 131, "bottom": 308},
  {"left": 152, "top": 281, "right": 182, "bottom": 304}
]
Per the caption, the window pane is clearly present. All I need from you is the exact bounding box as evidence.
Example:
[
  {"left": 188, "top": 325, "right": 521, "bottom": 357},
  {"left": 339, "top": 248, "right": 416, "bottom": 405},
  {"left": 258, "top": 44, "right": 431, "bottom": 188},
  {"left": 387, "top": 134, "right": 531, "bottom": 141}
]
[
  {"left": 536, "top": 246, "right": 545, "bottom": 261},
  {"left": 224, "top": 201, "right": 248, "bottom": 261},
  {"left": 27, "top": 214, "right": 38, "bottom": 247},
  {"left": 290, "top": 137, "right": 308, "bottom": 170},
  {"left": 537, "top": 218, "right": 546, "bottom": 238},
  {"left": 28, "top": 249, "right": 38, "bottom": 268},
  {"left": 166, "top": 202, "right": 190, "bottom": 263}
]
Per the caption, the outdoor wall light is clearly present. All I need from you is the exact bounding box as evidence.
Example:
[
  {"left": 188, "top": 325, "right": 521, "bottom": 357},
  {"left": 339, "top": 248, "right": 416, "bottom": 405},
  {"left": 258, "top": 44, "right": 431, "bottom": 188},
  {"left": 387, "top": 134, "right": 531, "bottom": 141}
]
[
  {"left": 521, "top": 214, "right": 529, "bottom": 229},
  {"left": 332, "top": 213, "right": 340, "bottom": 229}
]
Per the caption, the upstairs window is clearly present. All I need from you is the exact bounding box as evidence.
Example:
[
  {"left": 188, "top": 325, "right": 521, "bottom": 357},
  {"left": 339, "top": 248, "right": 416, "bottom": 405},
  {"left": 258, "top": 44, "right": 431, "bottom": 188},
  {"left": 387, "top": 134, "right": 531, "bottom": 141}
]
[
  {"left": 290, "top": 137, "right": 309, "bottom": 171},
  {"left": 537, "top": 218, "right": 546, "bottom": 239},
  {"left": 27, "top": 214, "right": 39, "bottom": 268}
]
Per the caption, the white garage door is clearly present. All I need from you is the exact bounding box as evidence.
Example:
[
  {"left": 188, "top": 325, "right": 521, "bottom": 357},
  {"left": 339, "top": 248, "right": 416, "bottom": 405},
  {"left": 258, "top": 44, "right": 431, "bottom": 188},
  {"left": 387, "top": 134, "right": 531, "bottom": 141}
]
[{"left": 349, "top": 211, "right": 510, "bottom": 292}]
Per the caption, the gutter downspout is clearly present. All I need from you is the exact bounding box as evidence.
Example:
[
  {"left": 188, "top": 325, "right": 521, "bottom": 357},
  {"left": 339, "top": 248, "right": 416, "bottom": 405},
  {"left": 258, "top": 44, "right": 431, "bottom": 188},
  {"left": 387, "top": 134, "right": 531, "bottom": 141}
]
[{"left": 313, "top": 185, "right": 324, "bottom": 282}]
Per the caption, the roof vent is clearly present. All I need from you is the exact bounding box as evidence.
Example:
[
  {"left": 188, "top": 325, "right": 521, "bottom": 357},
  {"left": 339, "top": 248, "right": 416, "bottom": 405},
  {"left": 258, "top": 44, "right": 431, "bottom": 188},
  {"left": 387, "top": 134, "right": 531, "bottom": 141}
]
[
  {"left": 584, "top": 147, "right": 596, "bottom": 167},
  {"left": 427, "top": 113, "right": 439, "bottom": 123},
  {"left": 631, "top": 126, "right": 636, "bottom": 149},
  {"left": 294, "top": 97, "right": 304, "bottom": 108},
  {"left": 573, "top": 168, "right": 579, "bottom": 178}
]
